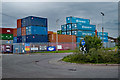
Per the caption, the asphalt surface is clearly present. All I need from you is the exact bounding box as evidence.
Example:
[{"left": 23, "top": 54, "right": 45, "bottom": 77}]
[{"left": 1, "top": 53, "right": 118, "bottom": 78}]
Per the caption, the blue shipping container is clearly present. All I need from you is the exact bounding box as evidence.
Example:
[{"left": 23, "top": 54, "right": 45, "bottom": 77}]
[
  {"left": 97, "top": 32, "right": 108, "bottom": 37},
  {"left": 66, "top": 24, "right": 72, "bottom": 30},
  {"left": 22, "top": 35, "right": 48, "bottom": 43},
  {"left": 76, "top": 37, "right": 84, "bottom": 43},
  {"left": 72, "top": 31, "right": 95, "bottom": 37},
  {"left": 62, "top": 32, "right": 66, "bottom": 35},
  {"left": 66, "top": 31, "right": 71, "bottom": 35},
  {"left": 21, "top": 16, "right": 47, "bottom": 27},
  {"left": 17, "top": 28, "right": 21, "bottom": 36},
  {"left": 13, "top": 43, "right": 25, "bottom": 53},
  {"left": 26, "top": 26, "right": 48, "bottom": 35},
  {"left": 98, "top": 36, "right": 108, "bottom": 42},
  {"left": 72, "top": 23, "right": 96, "bottom": 31},
  {"left": 66, "top": 16, "right": 90, "bottom": 24},
  {"left": 17, "top": 36, "right": 22, "bottom": 43},
  {"left": 72, "top": 31, "right": 77, "bottom": 35},
  {"left": 61, "top": 25, "right": 66, "bottom": 31},
  {"left": 13, "top": 37, "right": 17, "bottom": 43}
]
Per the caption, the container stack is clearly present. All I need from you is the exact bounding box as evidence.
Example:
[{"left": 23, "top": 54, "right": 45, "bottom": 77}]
[
  {"left": 0, "top": 28, "right": 13, "bottom": 53},
  {"left": 13, "top": 16, "right": 48, "bottom": 43},
  {"left": 13, "top": 16, "right": 48, "bottom": 53},
  {"left": 48, "top": 31, "right": 76, "bottom": 50},
  {"left": 61, "top": 16, "right": 96, "bottom": 44}
]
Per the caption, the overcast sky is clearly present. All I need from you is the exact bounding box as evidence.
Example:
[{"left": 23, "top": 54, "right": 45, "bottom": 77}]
[{"left": 1, "top": 2, "right": 118, "bottom": 38}]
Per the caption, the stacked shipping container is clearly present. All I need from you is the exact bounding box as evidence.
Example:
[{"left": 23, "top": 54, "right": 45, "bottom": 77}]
[
  {"left": 61, "top": 16, "right": 96, "bottom": 44},
  {"left": 13, "top": 16, "right": 48, "bottom": 53},
  {"left": 13, "top": 16, "right": 48, "bottom": 43},
  {"left": 0, "top": 28, "right": 14, "bottom": 53}
]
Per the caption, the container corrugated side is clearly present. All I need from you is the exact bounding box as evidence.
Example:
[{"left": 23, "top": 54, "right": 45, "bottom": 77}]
[
  {"left": 0, "top": 34, "right": 13, "bottom": 40},
  {"left": 17, "top": 19, "right": 22, "bottom": 28},
  {"left": 97, "top": 32, "right": 108, "bottom": 37},
  {"left": 66, "top": 16, "right": 90, "bottom": 24},
  {"left": 21, "top": 27, "right": 26, "bottom": 36},
  {"left": 17, "top": 28, "right": 21, "bottom": 36},
  {"left": 48, "top": 34, "right": 76, "bottom": 43},
  {"left": 13, "top": 28, "right": 17, "bottom": 37},
  {"left": 26, "top": 26, "right": 48, "bottom": 35},
  {"left": 0, "top": 28, "right": 13, "bottom": 34},
  {"left": 22, "top": 35, "right": 48, "bottom": 43},
  {"left": 21, "top": 16, "right": 47, "bottom": 27},
  {"left": 13, "top": 37, "right": 17, "bottom": 43}
]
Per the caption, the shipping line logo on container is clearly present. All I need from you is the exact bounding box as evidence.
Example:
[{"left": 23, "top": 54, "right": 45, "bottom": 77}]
[
  {"left": 47, "top": 46, "right": 56, "bottom": 51},
  {"left": 76, "top": 20, "right": 86, "bottom": 23},
  {"left": 82, "top": 26, "right": 92, "bottom": 29},
  {"left": 82, "top": 33, "right": 92, "bottom": 36}
]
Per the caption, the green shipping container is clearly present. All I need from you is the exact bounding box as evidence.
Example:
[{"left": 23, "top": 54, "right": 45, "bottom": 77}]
[
  {"left": 57, "top": 30, "right": 62, "bottom": 34},
  {"left": 0, "top": 34, "right": 13, "bottom": 40}
]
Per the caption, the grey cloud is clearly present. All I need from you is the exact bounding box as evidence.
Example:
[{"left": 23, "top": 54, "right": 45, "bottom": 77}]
[{"left": 1, "top": 2, "right": 118, "bottom": 38}]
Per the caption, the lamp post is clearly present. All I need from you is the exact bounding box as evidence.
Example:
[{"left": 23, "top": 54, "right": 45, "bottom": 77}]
[
  {"left": 101, "top": 12, "right": 105, "bottom": 48},
  {"left": 56, "top": 19, "right": 60, "bottom": 51}
]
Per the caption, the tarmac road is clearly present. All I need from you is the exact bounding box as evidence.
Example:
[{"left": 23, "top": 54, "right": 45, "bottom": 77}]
[{"left": 2, "top": 53, "right": 118, "bottom": 78}]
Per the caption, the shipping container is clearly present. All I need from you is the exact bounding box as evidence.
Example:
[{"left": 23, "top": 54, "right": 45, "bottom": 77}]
[
  {"left": 17, "top": 36, "right": 22, "bottom": 43},
  {"left": 62, "top": 32, "right": 66, "bottom": 35},
  {"left": 13, "top": 37, "right": 17, "bottom": 43},
  {"left": 26, "top": 26, "right": 48, "bottom": 35},
  {"left": 66, "top": 31, "right": 71, "bottom": 35},
  {"left": 22, "top": 35, "right": 48, "bottom": 43},
  {"left": 72, "top": 31, "right": 95, "bottom": 37},
  {"left": 48, "top": 31, "right": 53, "bottom": 35},
  {"left": 0, "top": 28, "right": 13, "bottom": 34},
  {"left": 97, "top": 32, "right": 108, "bottom": 37},
  {"left": 21, "top": 27, "right": 26, "bottom": 36},
  {"left": 0, "top": 34, "right": 13, "bottom": 40},
  {"left": 48, "top": 34, "right": 76, "bottom": 43},
  {"left": 0, "top": 40, "right": 13, "bottom": 45},
  {"left": 66, "top": 24, "right": 72, "bottom": 30},
  {"left": 17, "top": 28, "right": 21, "bottom": 36},
  {"left": 13, "top": 28, "right": 17, "bottom": 37},
  {"left": 98, "top": 36, "right": 108, "bottom": 42},
  {"left": 17, "top": 19, "right": 22, "bottom": 28},
  {"left": 57, "top": 30, "right": 62, "bottom": 34},
  {"left": 13, "top": 43, "right": 25, "bottom": 53},
  {"left": 66, "top": 16, "right": 90, "bottom": 24},
  {"left": 76, "top": 37, "right": 84, "bottom": 43},
  {"left": 61, "top": 24, "right": 66, "bottom": 31},
  {"left": 21, "top": 16, "right": 47, "bottom": 27},
  {"left": 71, "top": 23, "right": 96, "bottom": 31}
]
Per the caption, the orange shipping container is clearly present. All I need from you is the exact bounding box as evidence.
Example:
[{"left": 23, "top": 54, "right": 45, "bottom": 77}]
[
  {"left": 48, "top": 34, "right": 76, "bottom": 43},
  {"left": 21, "top": 27, "right": 26, "bottom": 36},
  {"left": 13, "top": 28, "right": 17, "bottom": 37},
  {"left": 17, "top": 19, "right": 22, "bottom": 28},
  {"left": 48, "top": 31, "right": 53, "bottom": 35}
]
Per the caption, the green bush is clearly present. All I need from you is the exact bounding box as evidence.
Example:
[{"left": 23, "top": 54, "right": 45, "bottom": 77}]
[{"left": 62, "top": 48, "right": 119, "bottom": 64}]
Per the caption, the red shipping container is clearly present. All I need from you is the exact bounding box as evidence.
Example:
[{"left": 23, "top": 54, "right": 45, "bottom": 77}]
[
  {"left": 13, "top": 28, "right": 17, "bottom": 37},
  {"left": 0, "top": 28, "right": 13, "bottom": 34},
  {"left": 48, "top": 31, "right": 53, "bottom": 35},
  {"left": 17, "top": 19, "right": 22, "bottom": 28},
  {"left": 21, "top": 27, "right": 26, "bottom": 36},
  {"left": 48, "top": 34, "right": 76, "bottom": 43},
  {"left": 95, "top": 30, "right": 97, "bottom": 37}
]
